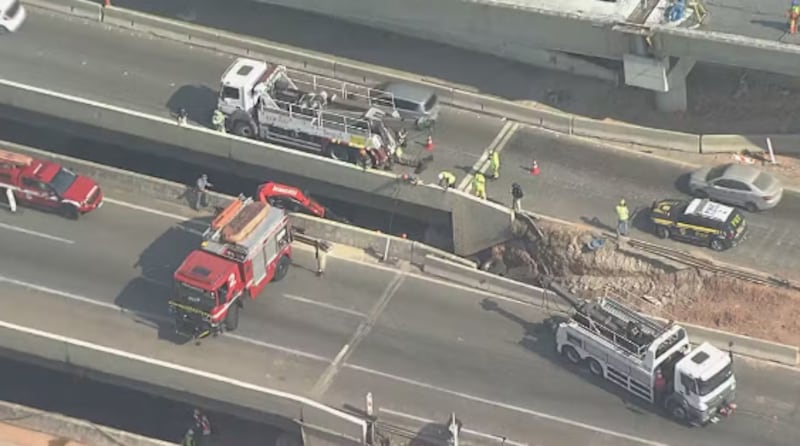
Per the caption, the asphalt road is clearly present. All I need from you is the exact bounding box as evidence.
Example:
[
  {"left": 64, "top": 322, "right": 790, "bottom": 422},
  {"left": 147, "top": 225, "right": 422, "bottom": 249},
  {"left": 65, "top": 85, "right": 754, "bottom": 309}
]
[
  {"left": 0, "top": 186, "right": 798, "bottom": 446},
  {"left": 703, "top": 0, "right": 800, "bottom": 44},
  {"left": 4, "top": 7, "right": 799, "bottom": 277},
  {"left": 0, "top": 8, "right": 502, "bottom": 187},
  {"left": 1, "top": 357, "right": 284, "bottom": 445},
  {"left": 471, "top": 128, "right": 800, "bottom": 279}
]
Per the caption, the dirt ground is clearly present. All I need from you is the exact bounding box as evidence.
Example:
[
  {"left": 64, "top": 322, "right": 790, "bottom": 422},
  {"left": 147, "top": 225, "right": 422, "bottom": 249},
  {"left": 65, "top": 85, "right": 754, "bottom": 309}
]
[{"left": 489, "top": 220, "right": 800, "bottom": 346}]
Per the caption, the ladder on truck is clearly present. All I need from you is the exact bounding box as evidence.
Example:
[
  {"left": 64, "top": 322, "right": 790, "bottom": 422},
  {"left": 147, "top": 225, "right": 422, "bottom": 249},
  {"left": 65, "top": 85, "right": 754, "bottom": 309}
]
[
  {"left": 574, "top": 297, "right": 671, "bottom": 358},
  {"left": 0, "top": 149, "right": 32, "bottom": 196},
  {"left": 257, "top": 65, "right": 397, "bottom": 149}
]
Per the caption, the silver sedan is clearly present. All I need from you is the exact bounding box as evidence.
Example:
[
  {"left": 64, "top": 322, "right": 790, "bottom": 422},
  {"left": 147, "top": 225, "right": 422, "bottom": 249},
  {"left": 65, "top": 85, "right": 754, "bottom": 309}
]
[{"left": 688, "top": 163, "right": 783, "bottom": 212}]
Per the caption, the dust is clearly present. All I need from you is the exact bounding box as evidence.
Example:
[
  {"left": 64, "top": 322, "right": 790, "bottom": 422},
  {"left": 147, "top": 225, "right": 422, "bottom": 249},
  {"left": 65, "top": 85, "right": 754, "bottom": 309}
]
[{"left": 490, "top": 220, "right": 800, "bottom": 346}]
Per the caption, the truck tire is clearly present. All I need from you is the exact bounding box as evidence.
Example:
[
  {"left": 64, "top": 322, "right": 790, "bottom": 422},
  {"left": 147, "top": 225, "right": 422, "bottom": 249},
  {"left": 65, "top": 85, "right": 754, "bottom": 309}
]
[
  {"left": 327, "top": 144, "right": 351, "bottom": 163},
  {"left": 668, "top": 401, "right": 688, "bottom": 424},
  {"left": 61, "top": 204, "right": 80, "bottom": 220},
  {"left": 272, "top": 255, "right": 290, "bottom": 282},
  {"left": 233, "top": 121, "right": 256, "bottom": 138},
  {"left": 561, "top": 346, "right": 582, "bottom": 365},
  {"left": 224, "top": 303, "right": 240, "bottom": 331},
  {"left": 587, "top": 358, "right": 603, "bottom": 377}
]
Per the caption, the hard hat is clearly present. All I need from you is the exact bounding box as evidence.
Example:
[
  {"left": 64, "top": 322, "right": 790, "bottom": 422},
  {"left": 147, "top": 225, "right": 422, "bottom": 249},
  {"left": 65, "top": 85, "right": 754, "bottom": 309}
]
[
  {"left": 201, "top": 174, "right": 208, "bottom": 180},
  {"left": 619, "top": 199, "right": 626, "bottom": 206}
]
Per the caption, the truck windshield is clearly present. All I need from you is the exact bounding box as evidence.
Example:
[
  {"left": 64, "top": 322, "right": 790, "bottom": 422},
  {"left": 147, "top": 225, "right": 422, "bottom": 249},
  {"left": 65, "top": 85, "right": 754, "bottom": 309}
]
[
  {"left": 48, "top": 168, "right": 77, "bottom": 197},
  {"left": 698, "top": 362, "right": 734, "bottom": 396},
  {"left": 174, "top": 282, "right": 217, "bottom": 313}
]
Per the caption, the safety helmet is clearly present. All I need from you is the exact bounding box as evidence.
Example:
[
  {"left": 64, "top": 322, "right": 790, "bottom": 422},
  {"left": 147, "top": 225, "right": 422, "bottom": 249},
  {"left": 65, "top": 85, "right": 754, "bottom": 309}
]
[{"left": 619, "top": 199, "right": 626, "bottom": 206}]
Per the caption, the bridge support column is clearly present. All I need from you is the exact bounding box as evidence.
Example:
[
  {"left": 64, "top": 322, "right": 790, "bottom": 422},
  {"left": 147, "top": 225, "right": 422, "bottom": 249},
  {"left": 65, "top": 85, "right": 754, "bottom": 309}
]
[{"left": 655, "top": 57, "right": 696, "bottom": 113}]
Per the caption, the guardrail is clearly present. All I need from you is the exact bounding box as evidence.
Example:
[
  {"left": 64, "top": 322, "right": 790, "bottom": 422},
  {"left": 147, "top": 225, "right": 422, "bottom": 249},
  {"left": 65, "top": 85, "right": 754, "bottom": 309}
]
[
  {"left": 4, "top": 137, "right": 796, "bottom": 366},
  {"left": 22, "top": 0, "right": 800, "bottom": 157},
  {"left": 0, "top": 320, "right": 367, "bottom": 445}
]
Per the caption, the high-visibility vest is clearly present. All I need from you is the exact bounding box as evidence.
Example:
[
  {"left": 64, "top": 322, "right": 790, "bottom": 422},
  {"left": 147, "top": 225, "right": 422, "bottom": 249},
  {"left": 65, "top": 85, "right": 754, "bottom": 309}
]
[
  {"left": 473, "top": 174, "right": 486, "bottom": 186},
  {"left": 793, "top": 6, "right": 800, "bottom": 16},
  {"left": 490, "top": 152, "right": 500, "bottom": 167},
  {"left": 438, "top": 171, "right": 456, "bottom": 185},
  {"left": 616, "top": 205, "right": 629, "bottom": 221}
]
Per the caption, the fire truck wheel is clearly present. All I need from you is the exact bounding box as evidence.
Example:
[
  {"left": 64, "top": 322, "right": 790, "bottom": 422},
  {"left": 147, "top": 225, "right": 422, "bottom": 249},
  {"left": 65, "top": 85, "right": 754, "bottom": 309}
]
[
  {"left": 61, "top": 204, "right": 79, "bottom": 220},
  {"left": 224, "top": 303, "right": 240, "bottom": 331},
  {"left": 273, "top": 255, "right": 290, "bottom": 282}
]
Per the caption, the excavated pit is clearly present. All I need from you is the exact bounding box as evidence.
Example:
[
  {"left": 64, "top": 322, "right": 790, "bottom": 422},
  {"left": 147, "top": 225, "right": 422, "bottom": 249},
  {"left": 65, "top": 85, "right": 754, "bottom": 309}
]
[{"left": 485, "top": 218, "right": 800, "bottom": 346}]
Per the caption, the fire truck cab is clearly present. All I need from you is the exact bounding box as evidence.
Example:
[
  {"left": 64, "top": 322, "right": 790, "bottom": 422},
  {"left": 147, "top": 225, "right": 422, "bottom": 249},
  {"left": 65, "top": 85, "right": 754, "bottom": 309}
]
[
  {"left": 170, "top": 196, "right": 292, "bottom": 339},
  {"left": 0, "top": 149, "right": 103, "bottom": 218}
]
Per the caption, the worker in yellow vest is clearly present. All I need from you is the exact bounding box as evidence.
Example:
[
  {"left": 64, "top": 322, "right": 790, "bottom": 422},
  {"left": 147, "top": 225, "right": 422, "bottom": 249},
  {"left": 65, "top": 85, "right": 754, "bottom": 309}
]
[
  {"left": 789, "top": 0, "right": 800, "bottom": 33},
  {"left": 615, "top": 199, "right": 630, "bottom": 237},
  {"left": 472, "top": 173, "right": 487, "bottom": 199},
  {"left": 489, "top": 149, "right": 500, "bottom": 179},
  {"left": 438, "top": 171, "right": 456, "bottom": 189}
]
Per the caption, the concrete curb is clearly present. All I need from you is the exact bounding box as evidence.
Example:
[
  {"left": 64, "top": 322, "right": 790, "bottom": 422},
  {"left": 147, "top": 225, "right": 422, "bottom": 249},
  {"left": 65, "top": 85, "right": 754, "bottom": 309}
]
[
  {"left": 22, "top": 0, "right": 800, "bottom": 157},
  {"left": 0, "top": 401, "right": 176, "bottom": 446}
]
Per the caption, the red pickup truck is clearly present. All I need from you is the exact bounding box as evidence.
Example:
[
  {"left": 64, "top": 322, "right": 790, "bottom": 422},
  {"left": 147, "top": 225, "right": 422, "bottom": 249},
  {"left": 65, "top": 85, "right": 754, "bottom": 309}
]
[{"left": 0, "top": 149, "right": 103, "bottom": 218}]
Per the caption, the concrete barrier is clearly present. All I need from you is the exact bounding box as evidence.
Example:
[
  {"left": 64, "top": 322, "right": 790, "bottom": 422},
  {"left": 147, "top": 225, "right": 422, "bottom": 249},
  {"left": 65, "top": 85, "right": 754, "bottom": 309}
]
[
  {"left": 0, "top": 78, "right": 514, "bottom": 256},
  {"left": 0, "top": 320, "right": 366, "bottom": 445},
  {"left": 24, "top": 0, "right": 101, "bottom": 20},
  {"left": 680, "top": 322, "right": 799, "bottom": 367},
  {"left": 699, "top": 135, "right": 765, "bottom": 154},
  {"left": 571, "top": 116, "right": 701, "bottom": 153}
]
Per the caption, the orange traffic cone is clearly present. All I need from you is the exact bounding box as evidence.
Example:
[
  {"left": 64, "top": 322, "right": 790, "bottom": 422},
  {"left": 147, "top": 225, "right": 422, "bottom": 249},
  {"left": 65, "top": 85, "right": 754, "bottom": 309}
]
[
  {"left": 530, "top": 159, "right": 541, "bottom": 176},
  {"left": 424, "top": 135, "right": 434, "bottom": 152}
]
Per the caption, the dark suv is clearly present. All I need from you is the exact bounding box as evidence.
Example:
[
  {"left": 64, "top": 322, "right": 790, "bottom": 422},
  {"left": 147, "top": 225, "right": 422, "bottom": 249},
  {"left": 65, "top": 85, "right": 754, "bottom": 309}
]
[{"left": 649, "top": 198, "right": 747, "bottom": 251}]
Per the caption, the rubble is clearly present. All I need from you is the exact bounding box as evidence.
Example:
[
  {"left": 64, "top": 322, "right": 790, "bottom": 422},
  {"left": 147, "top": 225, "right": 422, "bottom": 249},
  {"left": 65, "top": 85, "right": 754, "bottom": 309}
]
[{"left": 489, "top": 219, "right": 800, "bottom": 346}]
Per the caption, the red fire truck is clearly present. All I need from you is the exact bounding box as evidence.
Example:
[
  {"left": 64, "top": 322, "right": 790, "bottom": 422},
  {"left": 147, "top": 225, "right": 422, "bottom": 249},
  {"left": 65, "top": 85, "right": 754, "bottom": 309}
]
[
  {"left": 257, "top": 181, "right": 348, "bottom": 223},
  {"left": 0, "top": 149, "right": 103, "bottom": 218},
  {"left": 169, "top": 195, "right": 292, "bottom": 339}
]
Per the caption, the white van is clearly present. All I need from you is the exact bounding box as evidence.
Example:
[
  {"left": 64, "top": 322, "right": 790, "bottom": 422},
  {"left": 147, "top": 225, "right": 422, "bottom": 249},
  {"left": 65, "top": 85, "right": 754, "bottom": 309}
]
[{"left": 0, "top": 0, "right": 26, "bottom": 34}]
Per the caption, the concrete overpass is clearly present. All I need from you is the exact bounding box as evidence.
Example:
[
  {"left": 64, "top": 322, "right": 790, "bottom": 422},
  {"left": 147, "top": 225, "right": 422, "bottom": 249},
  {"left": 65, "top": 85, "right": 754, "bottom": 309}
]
[{"left": 247, "top": 0, "right": 800, "bottom": 112}]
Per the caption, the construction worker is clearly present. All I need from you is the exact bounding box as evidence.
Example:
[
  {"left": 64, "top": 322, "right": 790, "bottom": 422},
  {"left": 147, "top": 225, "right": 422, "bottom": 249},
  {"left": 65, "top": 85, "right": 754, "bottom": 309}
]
[
  {"left": 177, "top": 108, "right": 189, "bottom": 126},
  {"left": 194, "top": 174, "right": 212, "bottom": 210},
  {"left": 472, "top": 173, "right": 487, "bottom": 200},
  {"left": 511, "top": 182, "right": 524, "bottom": 213},
  {"left": 315, "top": 239, "right": 327, "bottom": 277},
  {"left": 616, "top": 199, "right": 630, "bottom": 237},
  {"left": 488, "top": 149, "right": 500, "bottom": 179},
  {"left": 438, "top": 171, "right": 456, "bottom": 189},
  {"left": 182, "top": 429, "right": 196, "bottom": 446},
  {"left": 789, "top": 0, "right": 800, "bottom": 34},
  {"left": 211, "top": 109, "right": 226, "bottom": 133},
  {"left": 193, "top": 409, "right": 211, "bottom": 437}
]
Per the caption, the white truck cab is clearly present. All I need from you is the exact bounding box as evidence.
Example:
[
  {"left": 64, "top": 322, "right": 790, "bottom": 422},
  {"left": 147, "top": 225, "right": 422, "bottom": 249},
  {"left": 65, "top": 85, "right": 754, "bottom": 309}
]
[
  {"left": 218, "top": 58, "right": 268, "bottom": 115},
  {"left": 668, "top": 342, "right": 736, "bottom": 424},
  {"left": 0, "top": 0, "right": 26, "bottom": 34}
]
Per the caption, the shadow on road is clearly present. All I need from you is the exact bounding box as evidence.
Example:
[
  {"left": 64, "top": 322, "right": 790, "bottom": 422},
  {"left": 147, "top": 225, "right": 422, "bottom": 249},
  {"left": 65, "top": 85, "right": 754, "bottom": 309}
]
[
  {"left": 167, "top": 84, "right": 218, "bottom": 126},
  {"left": 115, "top": 220, "right": 212, "bottom": 344}
]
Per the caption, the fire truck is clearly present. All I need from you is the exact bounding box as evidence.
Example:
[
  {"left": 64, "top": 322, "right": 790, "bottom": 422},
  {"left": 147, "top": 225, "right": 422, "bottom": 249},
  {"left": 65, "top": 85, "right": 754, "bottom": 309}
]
[
  {"left": 545, "top": 280, "right": 737, "bottom": 426},
  {"left": 257, "top": 181, "right": 347, "bottom": 223},
  {"left": 169, "top": 195, "right": 292, "bottom": 339},
  {"left": 0, "top": 149, "right": 103, "bottom": 218},
  {"left": 217, "top": 57, "right": 399, "bottom": 169}
]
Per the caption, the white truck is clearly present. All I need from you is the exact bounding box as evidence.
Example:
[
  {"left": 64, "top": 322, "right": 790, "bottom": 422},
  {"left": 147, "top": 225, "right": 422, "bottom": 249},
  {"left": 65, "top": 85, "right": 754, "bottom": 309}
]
[
  {"left": 216, "top": 58, "right": 400, "bottom": 169},
  {"left": 546, "top": 281, "right": 737, "bottom": 426}
]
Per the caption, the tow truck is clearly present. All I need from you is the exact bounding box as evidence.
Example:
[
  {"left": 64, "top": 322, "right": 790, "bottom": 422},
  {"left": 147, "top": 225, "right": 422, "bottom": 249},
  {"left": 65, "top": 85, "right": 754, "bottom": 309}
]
[
  {"left": 217, "top": 57, "right": 399, "bottom": 169},
  {"left": 544, "top": 279, "right": 737, "bottom": 426},
  {"left": 257, "top": 181, "right": 347, "bottom": 223},
  {"left": 0, "top": 149, "right": 103, "bottom": 218},
  {"left": 169, "top": 195, "right": 292, "bottom": 339}
]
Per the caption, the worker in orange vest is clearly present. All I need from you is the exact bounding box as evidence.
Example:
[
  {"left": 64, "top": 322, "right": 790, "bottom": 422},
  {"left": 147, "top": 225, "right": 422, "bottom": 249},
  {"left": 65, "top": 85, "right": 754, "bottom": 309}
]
[{"left": 788, "top": 0, "right": 800, "bottom": 34}]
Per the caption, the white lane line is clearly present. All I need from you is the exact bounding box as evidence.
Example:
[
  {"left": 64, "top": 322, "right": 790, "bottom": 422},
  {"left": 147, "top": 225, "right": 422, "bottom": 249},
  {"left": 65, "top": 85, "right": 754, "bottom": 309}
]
[
  {"left": 281, "top": 293, "right": 366, "bottom": 318},
  {"left": 346, "top": 364, "right": 669, "bottom": 446},
  {"left": 0, "top": 274, "right": 329, "bottom": 363},
  {"left": 104, "top": 197, "right": 205, "bottom": 227},
  {"left": 0, "top": 221, "right": 75, "bottom": 244},
  {"left": 311, "top": 272, "right": 406, "bottom": 398},
  {"left": 457, "top": 121, "right": 520, "bottom": 191},
  {"left": 379, "top": 407, "right": 527, "bottom": 446}
]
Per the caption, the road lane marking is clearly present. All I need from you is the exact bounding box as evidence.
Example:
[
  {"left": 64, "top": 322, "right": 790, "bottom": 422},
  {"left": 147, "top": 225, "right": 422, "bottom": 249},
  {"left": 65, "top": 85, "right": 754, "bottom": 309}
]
[
  {"left": 281, "top": 293, "right": 366, "bottom": 318},
  {"left": 0, "top": 221, "right": 75, "bottom": 244},
  {"left": 457, "top": 121, "right": 520, "bottom": 191},
  {"left": 0, "top": 274, "right": 331, "bottom": 362},
  {"left": 346, "top": 364, "right": 669, "bottom": 446},
  {"left": 311, "top": 272, "right": 406, "bottom": 398},
  {"left": 104, "top": 197, "right": 205, "bottom": 227},
  {"left": 379, "top": 407, "right": 527, "bottom": 446}
]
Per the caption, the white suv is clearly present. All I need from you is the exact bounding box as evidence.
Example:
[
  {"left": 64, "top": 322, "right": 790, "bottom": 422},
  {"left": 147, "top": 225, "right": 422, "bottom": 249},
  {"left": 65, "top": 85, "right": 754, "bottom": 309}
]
[{"left": 0, "top": 0, "right": 26, "bottom": 34}]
